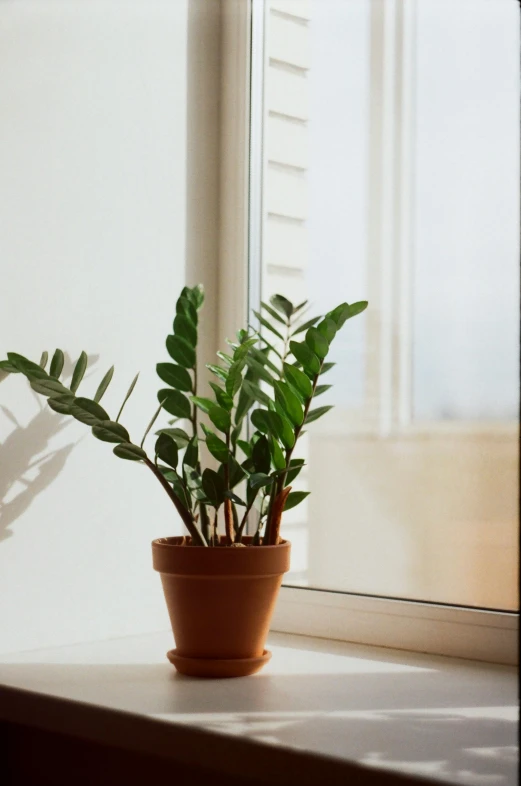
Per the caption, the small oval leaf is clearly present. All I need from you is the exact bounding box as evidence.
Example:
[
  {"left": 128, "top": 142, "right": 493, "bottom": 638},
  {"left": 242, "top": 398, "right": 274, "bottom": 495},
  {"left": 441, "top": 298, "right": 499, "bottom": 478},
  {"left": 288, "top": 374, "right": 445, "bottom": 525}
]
[
  {"left": 94, "top": 366, "right": 114, "bottom": 403},
  {"left": 158, "top": 389, "right": 191, "bottom": 419},
  {"left": 208, "top": 405, "right": 231, "bottom": 434},
  {"left": 70, "top": 351, "right": 88, "bottom": 393},
  {"left": 289, "top": 341, "right": 320, "bottom": 375},
  {"left": 304, "top": 405, "right": 334, "bottom": 425},
  {"left": 71, "top": 397, "right": 110, "bottom": 425},
  {"left": 305, "top": 327, "right": 329, "bottom": 359},
  {"left": 283, "top": 490, "right": 310, "bottom": 511},
  {"left": 47, "top": 394, "right": 75, "bottom": 415},
  {"left": 113, "top": 443, "right": 147, "bottom": 461},
  {"left": 50, "top": 349, "right": 65, "bottom": 379},
  {"left": 92, "top": 420, "right": 130, "bottom": 443},
  {"left": 166, "top": 335, "right": 196, "bottom": 368},
  {"left": 155, "top": 432, "right": 179, "bottom": 469},
  {"left": 156, "top": 362, "right": 193, "bottom": 392}
]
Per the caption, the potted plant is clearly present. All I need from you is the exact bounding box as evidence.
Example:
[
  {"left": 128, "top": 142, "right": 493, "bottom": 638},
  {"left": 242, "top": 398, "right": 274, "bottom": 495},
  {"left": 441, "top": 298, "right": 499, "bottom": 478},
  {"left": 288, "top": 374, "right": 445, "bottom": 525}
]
[{"left": 0, "top": 286, "right": 367, "bottom": 677}]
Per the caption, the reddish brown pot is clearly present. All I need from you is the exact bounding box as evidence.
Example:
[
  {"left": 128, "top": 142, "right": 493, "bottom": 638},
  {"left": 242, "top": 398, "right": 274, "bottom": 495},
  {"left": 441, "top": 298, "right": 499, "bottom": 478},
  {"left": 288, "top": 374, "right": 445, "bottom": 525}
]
[{"left": 152, "top": 536, "right": 291, "bottom": 678}]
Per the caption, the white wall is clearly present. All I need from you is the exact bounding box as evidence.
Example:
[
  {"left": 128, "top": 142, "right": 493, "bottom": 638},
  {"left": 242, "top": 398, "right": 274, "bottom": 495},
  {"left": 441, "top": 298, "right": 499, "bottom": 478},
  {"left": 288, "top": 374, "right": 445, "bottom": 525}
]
[{"left": 0, "top": 0, "right": 191, "bottom": 653}]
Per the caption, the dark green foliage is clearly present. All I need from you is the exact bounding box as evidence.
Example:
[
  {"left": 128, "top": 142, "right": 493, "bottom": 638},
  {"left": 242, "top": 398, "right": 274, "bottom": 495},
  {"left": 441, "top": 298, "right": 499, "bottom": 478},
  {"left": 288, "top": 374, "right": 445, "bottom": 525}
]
[{"left": 2, "top": 283, "right": 367, "bottom": 546}]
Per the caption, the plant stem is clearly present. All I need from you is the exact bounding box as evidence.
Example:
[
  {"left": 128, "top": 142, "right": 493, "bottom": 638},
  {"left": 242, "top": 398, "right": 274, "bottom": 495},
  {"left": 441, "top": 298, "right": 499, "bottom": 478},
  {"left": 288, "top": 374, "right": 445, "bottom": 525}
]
[
  {"left": 191, "top": 363, "right": 198, "bottom": 437},
  {"left": 235, "top": 491, "right": 259, "bottom": 542},
  {"left": 223, "top": 430, "right": 234, "bottom": 544},
  {"left": 144, "top": 458, "right": 207, "bottom": 546}
]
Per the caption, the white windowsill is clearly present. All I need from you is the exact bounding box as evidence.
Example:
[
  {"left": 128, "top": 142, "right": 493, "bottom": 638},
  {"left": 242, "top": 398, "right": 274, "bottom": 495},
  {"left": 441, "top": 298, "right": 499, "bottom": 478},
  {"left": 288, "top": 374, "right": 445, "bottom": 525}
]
[{"left": 0, "top": 630, "right": 517, "bottom": 785}]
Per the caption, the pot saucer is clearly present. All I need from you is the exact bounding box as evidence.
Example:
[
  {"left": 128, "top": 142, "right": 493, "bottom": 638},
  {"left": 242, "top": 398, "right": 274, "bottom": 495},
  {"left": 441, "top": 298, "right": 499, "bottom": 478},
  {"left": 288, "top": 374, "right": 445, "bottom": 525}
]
[{"left": 166, "top": 648, "right": 271, "bottom": 678}]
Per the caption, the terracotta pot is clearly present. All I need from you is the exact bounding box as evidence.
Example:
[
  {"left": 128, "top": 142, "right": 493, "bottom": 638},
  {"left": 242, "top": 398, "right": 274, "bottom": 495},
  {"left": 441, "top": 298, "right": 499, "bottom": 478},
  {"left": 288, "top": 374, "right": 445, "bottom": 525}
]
[{"left": 152, "top": 536, "right": 291, "bottom": 678}]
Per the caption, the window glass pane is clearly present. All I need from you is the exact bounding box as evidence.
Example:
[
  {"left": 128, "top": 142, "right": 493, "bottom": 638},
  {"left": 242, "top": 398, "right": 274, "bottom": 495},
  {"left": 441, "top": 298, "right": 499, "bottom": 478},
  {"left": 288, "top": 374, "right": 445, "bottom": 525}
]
[{"left": 258, "top": 0, "right": 519, "bottom": 609}]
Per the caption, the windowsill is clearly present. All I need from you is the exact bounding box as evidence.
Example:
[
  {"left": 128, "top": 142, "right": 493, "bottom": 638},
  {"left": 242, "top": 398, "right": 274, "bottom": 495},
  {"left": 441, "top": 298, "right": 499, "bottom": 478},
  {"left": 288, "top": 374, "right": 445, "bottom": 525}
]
[{"left": 0, "top": 631, "right": 517, "bottom": 786}]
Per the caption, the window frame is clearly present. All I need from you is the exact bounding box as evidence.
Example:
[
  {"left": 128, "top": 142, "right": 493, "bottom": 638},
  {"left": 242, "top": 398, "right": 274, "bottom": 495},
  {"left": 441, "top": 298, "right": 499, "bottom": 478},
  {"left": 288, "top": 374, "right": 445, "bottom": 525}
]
[{"left": 217, "top": 0, "right": 519, "bottom": 666}]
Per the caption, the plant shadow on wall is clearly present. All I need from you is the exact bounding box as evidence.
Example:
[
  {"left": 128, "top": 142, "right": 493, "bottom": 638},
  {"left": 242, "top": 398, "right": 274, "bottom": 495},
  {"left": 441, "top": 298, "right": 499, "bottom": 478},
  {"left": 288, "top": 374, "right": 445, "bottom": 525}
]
[{"left": 0, "top": 353, "right": 98, "bottom": 543}]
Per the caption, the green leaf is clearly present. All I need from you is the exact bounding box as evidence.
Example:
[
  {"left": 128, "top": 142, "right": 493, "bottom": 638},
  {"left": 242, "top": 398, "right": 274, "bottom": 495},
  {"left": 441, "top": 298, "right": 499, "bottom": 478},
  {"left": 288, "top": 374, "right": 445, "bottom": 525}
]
[
  {"left": 215, "top": 350, "right": 233, "bottom": 368},
  {"left": 39, "top": 351, "right": 48, "bottom": 369},
  {"left": 327, "top": 301, "right": 368, "bottom": 329},
  {"left": 155, "top": 427, "right": 191, "bottom": 449},
  {"left": 116, "top": 372, "right": 139, "bottom": 423},
  {"left": 49, "top": 349, "right": 64, "bottom": 379},
  {"left": 206, "top": 363, "right": 228, "bottom": 383},
  {"left": 190, "top": 283, "right": 205, "bottom": 309},
  {"left": 289, "top": 341, "right": 320, "bottom": 375},
  {"left": 314, "top": 384, "right": 332, "bottom": 397},
  {"left": 166, "top": 335, "right": 195, "bottom": 368},
  {"left": 242, "top": 378, "right": 272, "bottom": 408},
  {"left": 248, "top": 472, "right": 273, "bottom": 489},
  {"left": 293, "top": 300, "right": 308, "bottom": 313},
  {"left": 283, "top": 363, "right": 313, "bottom": 400},
  {"left": 155, "top": 432, "right": 179, "bottom": 469},
  {"left": 7, "top": 353, "right": 48, "bottom": 378},
  {"left": 326, "top": 302, "right": 350, "bottom": 327},
  {"left": 274, "top": 381, "right": 304, "bottom": 427},
  {"left": 305, "top": 405, "right": 334, "bottom": 425},
  {"left": 253, "top": 310, "right": 285, "bottom": 341},
  {"left": 270, "top": 294, "right": 294, "bottom": 319},
  {"left": 317, "top": 318, "right": 337, "bottom": 342},
  {"left": 183, "top": 436, "right": 199, "bottom": 469},
  {"left": 208, "top": 405, "right": 231, "bottom": 433},
  {"left": 191, "top": 396, "right": 215, "bottom": 415},
  {"left": 255, "top": 333, "right": 283, "bottom": 360},
  {"left": 204, "top": 430, "right": 229, "bottom": 463},
  {"left": 158, "top": 389, "right": 191, "bottom": 419},
  {"left": 92, "top": 420, "right": 130, "bottom": 443},
  {"left": 71, "top": 397, "right": 110, "bottom": 426},
  {"left": 228, "top": 454, "right": 246, "bottom": 488},
  {"left": 224, "top": 490, "right": 246, "bottom": 507},
  {"left": 245, "top": 356, "right": 277, "bottom": 386},
  {"left": 320, "top": 362, "right": 336, "bottom": 375},
  {"left": 185, "top": 467, "right": 202, "bottom": 489},
  {"left": 291, "top": 315, "right": 320, "bottom": 336},
  {"left": 201, "top": 468, "right": 226, "bottom": 508},
  {"left": 260, "top": 301, "right": 287, "bottom": 325},
  {"left": 225, "top": 360, "right": 244, "bottom": 398},
  {"left": 284, "top": 491, "right": 310, "bottom": 511},
  {"left": 286, "top": 458, "right": 306, "bottom": 485},
  {"left": 30, "top": 378, "right": 70, "bottom": 397},
  {"left": 156, "top": 363, "right": 193, "bottom": 392},
  {"left": 269, "top": 434, "right": 285, "bottom": 470},
  {"left": 252, "top": 434, "right": 271, "bottom": 474},
  {"left": 113, "top": 443, "right": 147, "bottom": 461},
  {"left": 158, "top": 465, "right": 177, "bottom": 483},
  {"left": 251, "top": 408, "right": 282, "bottom": 436},
  {"left": 0, "top": 360, "right": 20, "bottom": 373},
  {"left": 209, "top": 382, "right": 233, "bottom": 411},
  {"left": 348, "top": 300, "right": 369, "bottom": 318},
  {"left": 172, "top": 474, "right": 192, "bottom": 511},
  {"left": 70, "top": 351, "right": 88, "bottom": 393},
  {"left": 94, "top": 366, "right": 114, "bottom": 403},
  {"left": 176, "top": 295, "right": 198, "bottom": 326},
  {"left": 47, "top": 394, "right": 75, "bottom": 415},
  {"left": 271, "top": 404, "right": 296, "bottom": 449},
  {"left": 216, "top": 351, "right": 234, "bottom": 367},
  {"left": 237, "top": 439, "right": 252, "bottom": 458},
  {"left": 173, "top": 313, "right": 197, "bottom": 348},
  {"left": 306, "top": 327, "right": 329, "bottom": 359}
]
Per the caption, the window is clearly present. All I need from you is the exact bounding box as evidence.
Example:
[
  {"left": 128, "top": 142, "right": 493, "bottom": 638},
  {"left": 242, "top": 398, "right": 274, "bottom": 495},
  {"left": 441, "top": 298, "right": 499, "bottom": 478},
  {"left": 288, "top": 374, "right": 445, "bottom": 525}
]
[{"left": 247, "top": 0, "right": 519, "bottom": 622}]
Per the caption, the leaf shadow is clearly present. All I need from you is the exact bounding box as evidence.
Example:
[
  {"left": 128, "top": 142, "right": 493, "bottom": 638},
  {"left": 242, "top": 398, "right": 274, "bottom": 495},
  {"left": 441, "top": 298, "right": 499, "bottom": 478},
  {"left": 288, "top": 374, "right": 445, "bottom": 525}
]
[{"left": 0, "top": 351, "right": 99, "bottom": 543}]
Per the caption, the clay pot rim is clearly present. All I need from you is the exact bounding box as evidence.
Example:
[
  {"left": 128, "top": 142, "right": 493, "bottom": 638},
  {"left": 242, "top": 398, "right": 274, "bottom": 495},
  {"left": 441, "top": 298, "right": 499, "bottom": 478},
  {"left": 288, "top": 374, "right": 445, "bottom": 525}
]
[{"left": 152, "top": 536, "right": 290, "bottom": 550}]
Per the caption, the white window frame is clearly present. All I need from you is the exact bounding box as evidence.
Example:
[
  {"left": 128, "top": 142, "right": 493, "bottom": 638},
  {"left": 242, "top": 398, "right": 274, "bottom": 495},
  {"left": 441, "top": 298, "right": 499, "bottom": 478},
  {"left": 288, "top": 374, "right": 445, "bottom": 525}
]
[{"left": 216, "top": 0, "right": 519, "bottom": 666}]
